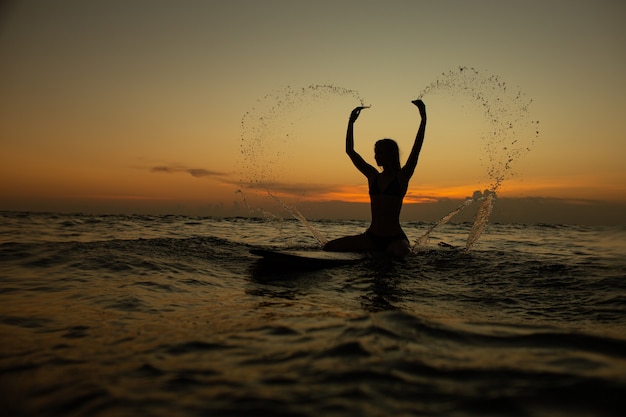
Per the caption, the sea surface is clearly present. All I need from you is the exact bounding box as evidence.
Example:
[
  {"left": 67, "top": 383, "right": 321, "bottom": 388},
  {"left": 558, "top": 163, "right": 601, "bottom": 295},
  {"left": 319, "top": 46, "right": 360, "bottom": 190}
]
[{"left": 1, "top": 211, "right": 625, "bottom": 417}]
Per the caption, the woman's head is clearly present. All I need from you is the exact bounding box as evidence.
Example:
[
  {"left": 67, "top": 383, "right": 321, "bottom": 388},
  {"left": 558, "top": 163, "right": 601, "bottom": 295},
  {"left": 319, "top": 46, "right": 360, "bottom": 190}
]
[{"left": 374, "top": 139, "right": 400, "bottom": 170}]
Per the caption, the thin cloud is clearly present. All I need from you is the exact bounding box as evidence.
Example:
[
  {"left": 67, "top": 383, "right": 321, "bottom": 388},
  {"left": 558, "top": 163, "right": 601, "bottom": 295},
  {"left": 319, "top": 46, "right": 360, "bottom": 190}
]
[
  {"left": 240, "top": 180, "right": 341, "bottom": 195},
  {"left": 150, "top": 165, "right": 226, "bottom": 178},
  {"left": 188, "top": 168, "right": 220, "bottom": 178}
]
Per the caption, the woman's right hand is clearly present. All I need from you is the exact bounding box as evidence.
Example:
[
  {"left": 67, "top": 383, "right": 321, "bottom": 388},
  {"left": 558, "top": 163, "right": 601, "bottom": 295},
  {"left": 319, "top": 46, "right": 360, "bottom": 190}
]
[{"left": 349, "top": 106, "right": 368, "bottom": 123}]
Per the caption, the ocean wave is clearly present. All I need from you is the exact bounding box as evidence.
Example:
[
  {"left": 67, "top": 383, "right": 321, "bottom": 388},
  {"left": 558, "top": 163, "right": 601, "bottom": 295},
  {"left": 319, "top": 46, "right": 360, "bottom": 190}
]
[{"left": 1, "top": 214, "right": 625, "bottom": 416}]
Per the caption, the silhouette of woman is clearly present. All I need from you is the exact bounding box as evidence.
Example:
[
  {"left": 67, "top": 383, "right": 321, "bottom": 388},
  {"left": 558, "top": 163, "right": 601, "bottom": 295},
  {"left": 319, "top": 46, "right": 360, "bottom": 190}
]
[{"left": 323, "top": 99, "right": 427, "bottom": 257}]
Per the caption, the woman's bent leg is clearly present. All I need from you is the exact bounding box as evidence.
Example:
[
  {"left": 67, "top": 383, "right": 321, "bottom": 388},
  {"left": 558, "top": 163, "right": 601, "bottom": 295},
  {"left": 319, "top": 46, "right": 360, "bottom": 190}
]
[{"left": 323, "top": 234, "right": 376, "bottom": 252}]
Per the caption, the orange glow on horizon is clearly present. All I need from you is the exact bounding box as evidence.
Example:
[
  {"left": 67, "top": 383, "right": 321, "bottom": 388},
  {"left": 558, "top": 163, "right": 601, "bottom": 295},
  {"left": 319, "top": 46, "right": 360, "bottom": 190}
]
[
  {"left": 237, "top": 173, "right": 626, "bottom": 206},
  {"left": 242, "top": 183, "right": 487, "bottom": 204}
]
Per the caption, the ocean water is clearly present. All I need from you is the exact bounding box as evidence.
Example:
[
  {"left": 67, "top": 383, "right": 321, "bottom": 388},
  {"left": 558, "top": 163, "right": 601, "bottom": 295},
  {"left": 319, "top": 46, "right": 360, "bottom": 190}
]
[{"left": 1, "top": 211, "right": 625, "bottom": 417}]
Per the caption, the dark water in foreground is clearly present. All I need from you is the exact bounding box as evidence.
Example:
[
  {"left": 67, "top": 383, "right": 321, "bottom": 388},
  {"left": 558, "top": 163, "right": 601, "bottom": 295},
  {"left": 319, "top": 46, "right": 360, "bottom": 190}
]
[{"left": 1, "top": 212, "right": 625, "bottom": 416}]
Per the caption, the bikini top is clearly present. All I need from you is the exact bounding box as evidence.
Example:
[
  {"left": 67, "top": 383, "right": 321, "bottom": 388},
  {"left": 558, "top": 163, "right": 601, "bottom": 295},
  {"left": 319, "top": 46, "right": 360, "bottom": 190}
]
[{"left": 369, "top": 174, "right": 407, "bottom": 198}]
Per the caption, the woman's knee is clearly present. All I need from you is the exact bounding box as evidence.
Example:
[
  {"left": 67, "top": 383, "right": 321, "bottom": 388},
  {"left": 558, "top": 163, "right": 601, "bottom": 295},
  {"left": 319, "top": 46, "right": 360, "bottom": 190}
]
[
  {"left": 387, "top": 240, "right": 411, "bottom": 258},
  {"left": 323, "top": 240, "right": 339, "bottom": 251}
]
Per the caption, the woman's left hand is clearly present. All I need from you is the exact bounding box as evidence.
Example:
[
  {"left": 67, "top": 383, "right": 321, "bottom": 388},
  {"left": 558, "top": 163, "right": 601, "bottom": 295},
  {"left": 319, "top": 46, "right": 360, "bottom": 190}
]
[{"left": 411, "top": 99, "right": 426, "bottom": 116}]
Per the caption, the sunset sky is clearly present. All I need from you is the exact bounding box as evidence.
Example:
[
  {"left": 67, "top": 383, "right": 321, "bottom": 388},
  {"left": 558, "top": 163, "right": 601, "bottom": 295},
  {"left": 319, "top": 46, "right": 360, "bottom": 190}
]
[{"left": 1, "top": 0, "right": 625, "bottom": 224}]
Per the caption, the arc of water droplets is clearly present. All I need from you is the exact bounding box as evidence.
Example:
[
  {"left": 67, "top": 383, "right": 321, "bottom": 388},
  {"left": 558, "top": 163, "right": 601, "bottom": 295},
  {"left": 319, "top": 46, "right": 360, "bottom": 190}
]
[
  {"left": 414, "top": 66, "right": 540, "bottom": 251},
  {"left": 238, "top": 84, "right": 366, "bottom": 246},
  {"left": 239, "top": 84, "right": 367, "bottom": 189}
]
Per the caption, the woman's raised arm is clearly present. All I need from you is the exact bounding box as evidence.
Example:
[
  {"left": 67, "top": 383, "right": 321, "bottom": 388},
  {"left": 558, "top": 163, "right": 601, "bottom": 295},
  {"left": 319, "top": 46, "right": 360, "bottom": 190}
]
[
  {"left": 402, "top": 100, "right": 427, "bottom": 179},
  {"left": 345, "top": 106, "right": 377, "bottom": 177}
]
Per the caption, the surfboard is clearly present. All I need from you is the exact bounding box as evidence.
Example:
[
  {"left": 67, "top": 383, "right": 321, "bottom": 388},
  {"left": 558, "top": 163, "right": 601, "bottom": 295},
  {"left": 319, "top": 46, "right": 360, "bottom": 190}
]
[{"left": 250, "top": 248, "right": 368, "bottom": 270}]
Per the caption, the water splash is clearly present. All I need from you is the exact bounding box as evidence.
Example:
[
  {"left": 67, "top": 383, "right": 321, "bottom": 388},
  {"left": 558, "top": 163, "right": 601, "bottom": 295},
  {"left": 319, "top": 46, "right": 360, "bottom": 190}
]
[
  {"left": 267, "top": 192, "right": 328, "bottom": 247},
  {"left": 239, "top": 84, "right": 367, "bottom": 188},
  {"left": 413, "top": 198, "right": 474, "bottom": 249},
  {"left": 234, "top": 189, "right": 281, "bottom": 222},
  {"left": 465, "top": 190, "right": 496, "bottom": 250},
  {"left": 238, "top": 84, "right": 366, "bottom": 245},
  {"left": 416, "top": 67, "right": 539, "bottom": 250},
  {"left": 412, "top": 190, "right": 494, "bottom": 252},
  {"left": 235, "top": 189, "right": 307, "bottom": 246}
]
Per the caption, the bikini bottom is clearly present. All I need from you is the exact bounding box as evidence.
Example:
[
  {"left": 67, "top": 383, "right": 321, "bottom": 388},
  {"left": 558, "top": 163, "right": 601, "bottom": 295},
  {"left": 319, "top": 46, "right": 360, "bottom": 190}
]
[{"left": 365, "top": 230, "right": 409, "bottom": 251}]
